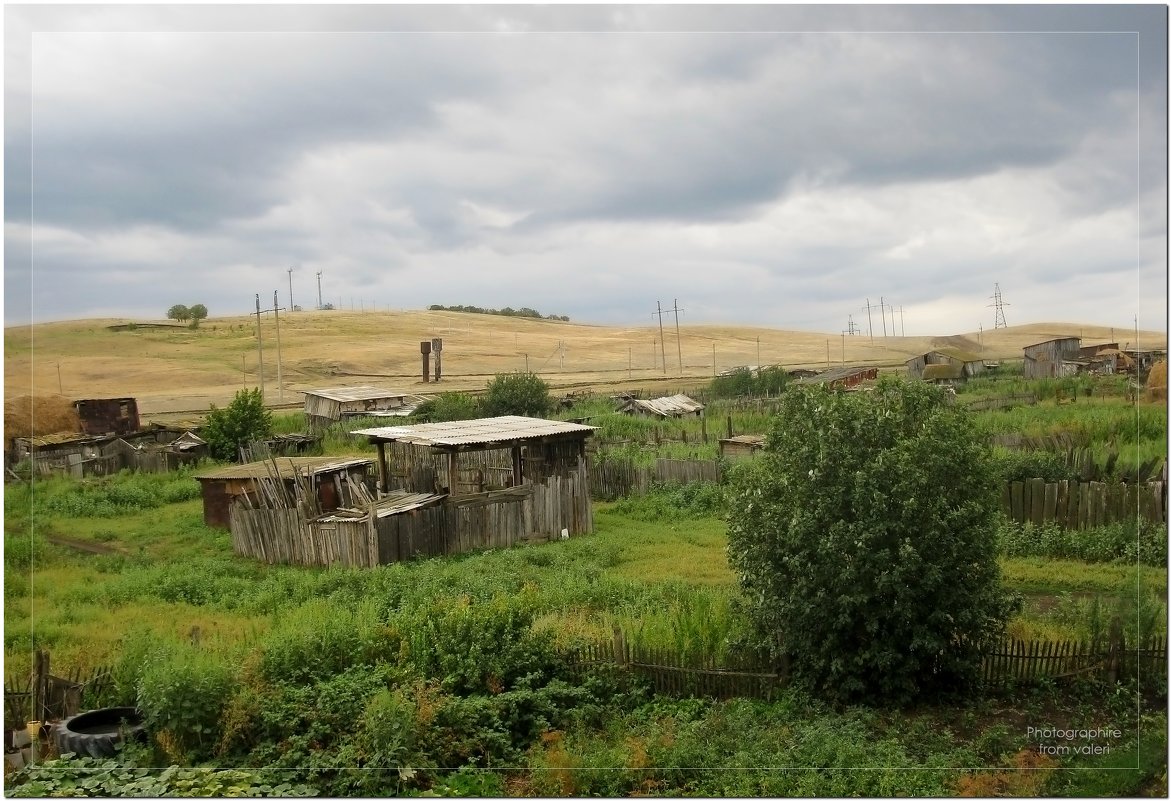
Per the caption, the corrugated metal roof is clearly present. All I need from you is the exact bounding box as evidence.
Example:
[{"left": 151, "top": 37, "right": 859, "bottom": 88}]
[
  {"left": 352, "top": 415, "right": 596, "bottom": 448},
  {"left": 720, "top": 434, "right": 766, "bottom": 446},
  {"left": 313, "top": 491, "right": 447, "bottom": 522},
  {"left": 196, "top": 456, "right": 373, "bottom": 481},
  {"left": 301, "top": 386, "right": 420, "bottom": 403},
  {"left": 16, "top": 432, "right": 106, "bottom": 447},
  {"left": 625, "top": 394, "right": 705, "bottom": 417}
]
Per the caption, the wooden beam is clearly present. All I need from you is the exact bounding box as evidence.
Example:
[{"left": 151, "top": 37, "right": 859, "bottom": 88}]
[
  {"left": 512, "top": 445, "right": 523, "bottom": 487},
  {"left": 448, "top": 451, "right": 459, "bottom": 497},
  {"left": 376, "top": 442, "right": 388, "bottom": 494}
]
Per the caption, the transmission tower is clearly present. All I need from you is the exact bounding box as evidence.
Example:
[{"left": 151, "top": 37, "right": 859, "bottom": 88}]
[{"left": 988, "top": 284, "right": 1009, "bottom": 329}]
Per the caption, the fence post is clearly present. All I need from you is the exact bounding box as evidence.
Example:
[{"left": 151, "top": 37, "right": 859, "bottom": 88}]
[
  {"left": 1107, "top": 617, "right": 1123, "bottom": 683},
  {"left": 613, "top": 627, "right": 626, "bottom": 667}
]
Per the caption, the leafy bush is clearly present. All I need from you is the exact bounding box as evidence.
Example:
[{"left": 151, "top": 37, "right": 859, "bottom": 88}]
[
  {"left": 410, "top": 392, "right": 480, "bottom": 423},
  {"left": 202, "top": 388, "right": 273, "bottom": 461},
  {"left": 609, "top": 481, "right": 726, "bottom": 521},
  {"left": 480, "top": 372, "right": 553, "bottom": 418},
  {"left": 709, "top": 365, "right": 789, "bottom": 398},
  {"left": 7, "top": 753, "right": 316, "bottom": 798},
  {"left": 992, "top": 449, "right": 1079, "bottom": 483},
  {"left": 726, "top": 378, "right": 1018, "bottom": 705},
  {"left": 136, "top": 648, "right": 238, "bottom": 762}
]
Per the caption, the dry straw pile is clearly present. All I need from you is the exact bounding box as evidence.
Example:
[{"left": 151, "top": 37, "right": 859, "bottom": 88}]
[{"left": 4, "top": 395, "right": 81, "bottom": 439}]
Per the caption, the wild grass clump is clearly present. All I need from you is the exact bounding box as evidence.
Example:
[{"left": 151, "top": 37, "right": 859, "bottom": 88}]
[
  {"left": 10, "top": 469, "right": 203, "bottom": 520},
  {"left": 609, "top": 481, "right": 726, "bottom": 521}
]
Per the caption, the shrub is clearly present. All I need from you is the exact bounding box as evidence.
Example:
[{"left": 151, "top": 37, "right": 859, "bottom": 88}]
[
  {"left": 410, "top": 392, "right": 480, "bottom": 423},
  {"left": 136, "top": 648, "right": 237, "bottom": 763},
  {"left": 480, "top": 372, "right": 553, "bottom": 418},
  {"left": 726, "top": 378, "right": 1018, "bottom": 705},
  {"left": 202, "top": 388, "right": 272, "bottom": 461}
]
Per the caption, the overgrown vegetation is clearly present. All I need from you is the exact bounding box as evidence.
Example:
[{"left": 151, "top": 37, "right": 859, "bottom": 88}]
[
  {"left": 409, "top": 391, "right": 480, "bottom": 424},
  {"left": 480, "top": 372, "right": 554, "bottom": 418},
  {"left": 707, "top": 365, "right": 790, "bottom": 398},
  {"left": 201, "top": 388, "right": 272, "bottom": 461}
]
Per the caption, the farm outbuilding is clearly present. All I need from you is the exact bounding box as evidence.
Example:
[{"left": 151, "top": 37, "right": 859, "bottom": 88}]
[
  {"left": 905, "top": 349, "right": 985, "bottom": 381},
  {"left": 196, "top": 456, "right": 375, "bottom": 529},
  {"left": 301, "top": 386, "right": 425, "bottom": 429},
  {"left": 719, "top": 434, "right": 766, "bottom": 461},
  {"left": 12, "top": 427, "right": 208, "bottom": 478},
  {"left": 616, "top": 394, "right": 705, "bottom": 418},
  {"left": 226, "top": 416, "right": 597, "bottom": 567},
  {"left": 794, "top": 366, "right": 878, "bottom": 389},
  {"left": 1023, "top": 337, "right": 1082, "bottom": 379},
  {"left": 73, "top": 398, "right": 140, "bottom": 436}
]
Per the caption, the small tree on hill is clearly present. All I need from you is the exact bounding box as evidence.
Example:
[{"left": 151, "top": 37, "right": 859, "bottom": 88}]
[
  {"left": 167, "top": 304, "right": 190, "bottom": 322},
  {"left": 481, "top": 372, "right": 553, "bottom": 418},
  {"left": 189, "top": 304, "right": 208, "bottom": 328},
  {"left": 202, "top": 388, "right": 272, "bottom": 461},
  {"left": 725, "top": 377, "right": 1018, "bottom": 705}
]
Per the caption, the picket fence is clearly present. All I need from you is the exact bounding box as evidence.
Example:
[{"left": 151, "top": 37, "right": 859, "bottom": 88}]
[{"left": 565, "top": 635, "right": 1168, "bottom": 701}]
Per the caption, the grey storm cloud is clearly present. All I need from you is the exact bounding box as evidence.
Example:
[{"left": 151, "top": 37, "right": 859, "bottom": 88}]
[{"left": 3, "top": 4, "right": 1166, "bottom": 332}]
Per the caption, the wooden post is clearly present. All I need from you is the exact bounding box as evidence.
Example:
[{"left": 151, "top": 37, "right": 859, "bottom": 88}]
[
  {"left": 1107, "top": 616, "right": 1123, "bottom": 683},
  {"left": 447, "top": 451, "right": 458, "bottom": 496},
  {"left": 511, "top": 446, "right": 523, "bottom": 487},
  {"left": 726, "top": 414, "right": 733, "bottom": 439},
  {"left": 420, "top": 340, "right": 432, "bottom": 383},
  {"left": 432, "top": 338, "right": 443, "bottom": 382},
  {"left": 701, "top": 415, "right": 708, "bottom": 443},
  {"left": 376, "top": 442, "right": 388, "bottom": 494}
]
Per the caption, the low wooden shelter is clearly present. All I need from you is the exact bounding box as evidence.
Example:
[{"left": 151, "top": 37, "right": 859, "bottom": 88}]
[
  {"left": 617, "top": 394, "right": 705, "bottom": 418},
  {"left": 226, "top": 416, "right": 596, "bottom": 567},
  {"left": 73, "top": 398, "right": 140, "bottom": 436},
  {"left": 719, "top": 434, "right": 766, "bottom": 461},
  {"left": 301, "top": 386, "right": 425, "bottom": 429},
  {"left": 795, "top": 366, "right": 878, "bottom": 389},
  {"left": 905, "top": 349, "right": 985, "bottom": 381},
  {"left": 196, "top": 456, "right": 374, "bottom": 528}
]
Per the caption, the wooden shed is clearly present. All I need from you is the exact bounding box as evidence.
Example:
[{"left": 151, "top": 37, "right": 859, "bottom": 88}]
[
  {"left": 905, "top": 349, "right": 985, "bottom": 381},
  {"left": 1023, "top": 337, "right": 1082, "bottom": 379},
  {"left": 301, "top": 386, "right": 425, "bottom": 429},
  {"left": 719, "top": 434, "right": 766, "bottom": 461},
  {"left": 794, "top": 365, "right": 878, "bottom": 389},
  {"left": 616, "top": 394, "right": 705, "bottom": 418},
  {"left": 73, "top": 398, "right": 140, "bottom": 436},
  {"left": 227, "top": 416, "right": 597, "bottom": 567},
  {"left": 195, "top": 456, "right": 375, "bottom": 529}
]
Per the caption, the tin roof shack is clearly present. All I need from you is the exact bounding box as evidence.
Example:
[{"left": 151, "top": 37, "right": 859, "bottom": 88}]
[
  {"left": 905, "top": 349, "right": 985, "bottom": 381},
  {"left": 12, "top": 433, "right": 117, "bottom": 477},
  {"left": 719, "top": 434, "right": 766, "bottom": 461},
  {"left": 301, "top": 386, "right": 424, "bottom": 429},
  {"left": 195, "top": 456, "right": 375, "bottom": 529},
  {"left": 225, "top": 417, "right": 597, "bottom": 567},
  {"left": 616, "top": 394, "right": 705, "bottom": 418},
  {"left": 1121, "top": 348, "right": 1168, "bottom": 378},
  {"left": 1023, "top": 337, "right": 1082, "bottom": 379},
  {"left": 795, "top": 366, "right": 878, "bottom": 390},
  {"left": 73, "top": 398, "right": 140, "bottom": 436}
]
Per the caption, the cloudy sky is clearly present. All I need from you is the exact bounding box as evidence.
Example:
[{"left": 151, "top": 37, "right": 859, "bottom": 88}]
[{"left": 4, "top": 4, "right": 1166, "bottom": 334}]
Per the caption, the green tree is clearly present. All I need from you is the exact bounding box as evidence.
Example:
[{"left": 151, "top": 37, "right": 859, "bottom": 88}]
[
  {"left": 480, "top": 372, "right": 553, "bottom": 418},
  {"left": 202, "top": 388, "right": 273, "bottom": 461},
  {"left": 725, "top": 377, "right": 1018, "bottom": 705},
  {"left": 189, "top": 304, "right": 209, "bottom": 328},
  {"left": 410, "top": 392, "right": 481, "bottom": 423},
  {"left": 166, "top": 304, "right": 190, "bottom": 322}
]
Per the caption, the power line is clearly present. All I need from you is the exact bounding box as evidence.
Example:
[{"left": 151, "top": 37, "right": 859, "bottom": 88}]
[
  {"left": 672, "top": 298, "right": 685, "bottom": 376},
  {"left": 652, "top": 302, "right": 668, "bottom": 375}
]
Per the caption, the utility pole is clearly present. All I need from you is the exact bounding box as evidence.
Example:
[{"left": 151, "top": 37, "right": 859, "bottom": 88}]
[
  {"left": 316, "top": 271, "right": 323, "bottom": 310},
  {"left": 653, "top": 302, "right": 667, "bottom": 375},
  {"left": 287, "top": 266, "right": 294, "bottom": 312},
  {"left": 841, "top": 332, "right": 845, "bottom": 365},
  {"left": 672, "top": 299, "right": 684, "bottom": 376},
  {"left": 254, "top": 294, "right": 266, "bottom": 400},
  {"left": 712, "top": 342, "right": 716, "bottom": 377},
  {"left": 628, "top": 347, "right": 632, "bottom": 379},
  {"left": 879, "top": 296, "right": 888, "bottom": 337},
  {"left": 865, "top": 298, "right": 874, "bottom": 342},
  {"left": 898, "top": 306, "right": 905, "bottom": 337},
  {"left": 273, "top": 290, "right": 284, "bottom": 403},
  {"left": 978, "top": 324, "right": 983, "bottom": 352},
  {"left": 826, "top": 339, "right": 830, "bottom": 368},
  {"left": 756, "top": 336, "right": 761, "bottom": 371}
]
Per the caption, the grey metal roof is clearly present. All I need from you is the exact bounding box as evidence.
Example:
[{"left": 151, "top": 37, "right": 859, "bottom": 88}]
[
  {"left": 623, "top": 394, "right": 705, "bottom": 416},
  {"left": 352, "top": 415, "right": 596, "bottom": 448},
  {"left": 301, "top": 386, "right": 420, "bottom": 403},
  {"left": 795, "top": 366, "right": 875, "bottom": 384}
]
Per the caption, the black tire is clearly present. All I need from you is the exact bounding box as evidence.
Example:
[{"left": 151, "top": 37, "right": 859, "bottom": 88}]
[{"left": 54, "top": 707, "right": 147, "bottom": 758}]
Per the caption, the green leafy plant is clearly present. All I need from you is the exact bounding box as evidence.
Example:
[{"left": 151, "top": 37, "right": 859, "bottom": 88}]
[
  {"left": 411, "top": 392, "right": 481, "bottom": 423},
  {"left": 726, "top": 377, "right": 1018, "bottom": 705},
  {"left": 201, "top": 388, "right": 273, "bottom": 461},
  {"left": 480, "top": 372, "right": 554, "bottom": 418}
]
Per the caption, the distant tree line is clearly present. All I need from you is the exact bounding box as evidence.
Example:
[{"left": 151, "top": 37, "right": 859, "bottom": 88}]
[
  {"left": 428, "top": 304, "right": 569, "bottom": 322},
  {"left": 166, "top": 303, "right": 209, "bottom": 328}
]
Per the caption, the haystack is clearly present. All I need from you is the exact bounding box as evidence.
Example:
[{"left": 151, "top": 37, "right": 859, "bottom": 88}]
[
  {"left": 1146, "top": 360, "right": 1167, "bottom": 403},
  {"left": 4, "top": 395, "right": 81, "bottom": 440}
]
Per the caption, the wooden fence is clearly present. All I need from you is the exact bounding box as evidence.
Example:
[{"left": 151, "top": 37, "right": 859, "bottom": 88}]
[
  {"left": 1001, "top": 479, "right": 1166, "bottom": 528},
  {"left": 964, "top": 393, "right": 1037, "bottom": 412},
  {"left": 4, "top": 651, "right": 114, "bottom": 731},
  {"left": 590, "top": 458, "right": 724, "bottom": 501},
  {"left": 565, "top": 635, "right": 1167, "bottom": 701}
]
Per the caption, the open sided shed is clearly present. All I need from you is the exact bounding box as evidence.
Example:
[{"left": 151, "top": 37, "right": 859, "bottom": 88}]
[{"left": 301, "top": 386, "right": 425, "bottom": 429}]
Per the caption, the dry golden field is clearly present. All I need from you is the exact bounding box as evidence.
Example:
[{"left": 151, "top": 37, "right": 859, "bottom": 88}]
[{"left": 4, "top": 310, "right": 1165, "bottom": 420}]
